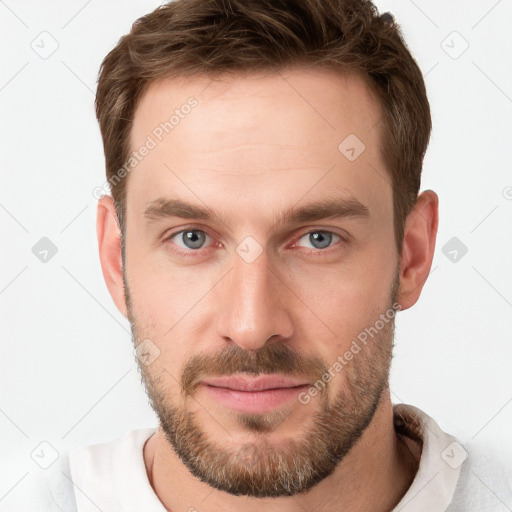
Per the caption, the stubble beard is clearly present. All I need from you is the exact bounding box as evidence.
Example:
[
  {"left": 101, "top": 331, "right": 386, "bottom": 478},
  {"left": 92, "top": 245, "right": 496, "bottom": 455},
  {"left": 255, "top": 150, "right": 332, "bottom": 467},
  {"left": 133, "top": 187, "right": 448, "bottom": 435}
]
[{"left": 126, "top": 270, "right": 399, "bottom": 498}]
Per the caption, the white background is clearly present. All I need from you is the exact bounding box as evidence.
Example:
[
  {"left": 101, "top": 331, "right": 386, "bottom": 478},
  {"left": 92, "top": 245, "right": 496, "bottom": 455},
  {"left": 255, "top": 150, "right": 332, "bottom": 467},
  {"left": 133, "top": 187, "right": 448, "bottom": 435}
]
[{"left": 1, "top": 0, "right": 511, "bottom": 507}]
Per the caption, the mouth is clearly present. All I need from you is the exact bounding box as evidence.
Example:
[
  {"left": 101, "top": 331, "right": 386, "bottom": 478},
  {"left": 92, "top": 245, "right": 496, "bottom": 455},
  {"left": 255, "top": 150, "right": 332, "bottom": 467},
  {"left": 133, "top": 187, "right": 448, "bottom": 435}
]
[{"left": 199, "top": 375, "right": 310, "bottom": 413}]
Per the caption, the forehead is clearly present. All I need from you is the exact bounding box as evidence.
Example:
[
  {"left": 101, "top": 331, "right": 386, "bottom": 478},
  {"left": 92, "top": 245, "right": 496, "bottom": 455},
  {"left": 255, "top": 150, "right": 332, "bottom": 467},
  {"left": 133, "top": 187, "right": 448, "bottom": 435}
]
[
  {"left": 131, "top": 67, "right": 382, "bottom": 153},
  {"left": 127, "top": 67, "right": 390, "bottom": 226}
]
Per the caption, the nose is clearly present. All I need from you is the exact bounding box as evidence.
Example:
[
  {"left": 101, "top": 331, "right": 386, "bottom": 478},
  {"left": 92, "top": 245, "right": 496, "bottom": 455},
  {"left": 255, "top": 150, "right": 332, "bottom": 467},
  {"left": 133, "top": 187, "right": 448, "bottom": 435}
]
[{"left": 215, "top": 247, "right": 294, "bottom": 352}]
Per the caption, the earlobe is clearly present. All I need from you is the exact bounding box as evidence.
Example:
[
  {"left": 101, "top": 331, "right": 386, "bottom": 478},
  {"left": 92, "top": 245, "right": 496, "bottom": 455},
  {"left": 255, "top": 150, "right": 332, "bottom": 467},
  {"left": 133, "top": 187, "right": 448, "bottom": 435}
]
[
  {"left": 397, "top": 190, "right": 439, "bottom": 310},
  {"left": 96, "top": 195, "right": 128, "bottom": 318}
]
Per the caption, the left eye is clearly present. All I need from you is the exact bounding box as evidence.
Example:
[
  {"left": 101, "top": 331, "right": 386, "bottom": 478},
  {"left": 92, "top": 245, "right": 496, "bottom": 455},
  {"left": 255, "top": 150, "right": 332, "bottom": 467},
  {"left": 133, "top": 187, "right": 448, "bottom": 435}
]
[
  {"left": 169, "top": 229, "right": 211, "bottom": 250},
  {"left": 295, "top": 231, "right": 342, "bottom": 250}
]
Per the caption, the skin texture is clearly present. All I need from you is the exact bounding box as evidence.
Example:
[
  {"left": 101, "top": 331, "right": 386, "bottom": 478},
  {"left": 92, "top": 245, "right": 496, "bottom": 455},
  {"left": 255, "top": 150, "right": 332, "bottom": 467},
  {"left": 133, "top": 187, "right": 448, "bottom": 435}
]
[{"left": 97, "top": 67, "right": 438, "bottom": 512}]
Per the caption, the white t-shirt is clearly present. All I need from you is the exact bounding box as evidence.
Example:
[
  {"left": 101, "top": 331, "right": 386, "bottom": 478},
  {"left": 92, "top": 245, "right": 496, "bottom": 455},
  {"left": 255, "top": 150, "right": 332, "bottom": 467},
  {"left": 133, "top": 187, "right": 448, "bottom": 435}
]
[{"left": 9, "top": 404, "right": 512, "bottom": 511}]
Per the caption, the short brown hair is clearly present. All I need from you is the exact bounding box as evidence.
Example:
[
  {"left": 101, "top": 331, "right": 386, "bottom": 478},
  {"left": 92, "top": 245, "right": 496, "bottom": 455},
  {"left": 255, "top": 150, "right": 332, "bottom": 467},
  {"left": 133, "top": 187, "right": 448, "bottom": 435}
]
[{"left": 95, "top": 0, "right": 431, "bottom": 255}]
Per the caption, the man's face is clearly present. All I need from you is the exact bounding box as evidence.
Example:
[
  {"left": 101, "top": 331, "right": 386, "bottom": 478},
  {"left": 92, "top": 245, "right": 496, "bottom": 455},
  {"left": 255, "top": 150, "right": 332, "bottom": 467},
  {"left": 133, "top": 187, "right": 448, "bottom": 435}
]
[{"left": 123, "top": 68, "right": 399, "bottom": 497}]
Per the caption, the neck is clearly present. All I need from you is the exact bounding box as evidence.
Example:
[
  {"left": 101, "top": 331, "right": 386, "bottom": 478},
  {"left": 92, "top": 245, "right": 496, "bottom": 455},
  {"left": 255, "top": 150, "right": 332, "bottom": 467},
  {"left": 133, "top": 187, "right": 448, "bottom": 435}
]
[{"left": 144, "top": 392, "right": 420, "bottom": 512}]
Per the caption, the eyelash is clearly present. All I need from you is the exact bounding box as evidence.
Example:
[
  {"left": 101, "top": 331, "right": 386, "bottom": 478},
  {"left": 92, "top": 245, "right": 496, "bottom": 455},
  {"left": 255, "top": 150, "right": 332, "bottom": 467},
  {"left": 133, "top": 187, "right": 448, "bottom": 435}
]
[{"left": 163, "top": 226, "right": 347, "bottom": 258}]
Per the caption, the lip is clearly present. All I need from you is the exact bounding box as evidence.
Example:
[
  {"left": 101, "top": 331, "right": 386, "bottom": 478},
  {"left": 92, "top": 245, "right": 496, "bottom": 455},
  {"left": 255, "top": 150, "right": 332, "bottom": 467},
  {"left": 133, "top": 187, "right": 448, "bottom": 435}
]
[
  {"left": 200, "top": 375, "right": 310, "bottom": 414},
  {"left": 201, "top": 375, "right": 310, "bottom": 392}
]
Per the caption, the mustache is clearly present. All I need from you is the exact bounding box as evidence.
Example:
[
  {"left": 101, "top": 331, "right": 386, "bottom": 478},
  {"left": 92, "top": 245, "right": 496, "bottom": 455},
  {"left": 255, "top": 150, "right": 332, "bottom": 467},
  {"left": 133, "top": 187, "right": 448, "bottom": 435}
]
[{"left": 181, "top": 343, "right": 328, "bottom": 396}]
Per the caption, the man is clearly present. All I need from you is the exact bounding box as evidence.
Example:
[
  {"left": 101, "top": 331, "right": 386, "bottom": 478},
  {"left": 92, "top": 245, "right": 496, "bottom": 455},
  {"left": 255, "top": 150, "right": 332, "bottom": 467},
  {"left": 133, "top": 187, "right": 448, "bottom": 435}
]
[{"left": 35, "top": 0, "right": 510, "bottom": 511}]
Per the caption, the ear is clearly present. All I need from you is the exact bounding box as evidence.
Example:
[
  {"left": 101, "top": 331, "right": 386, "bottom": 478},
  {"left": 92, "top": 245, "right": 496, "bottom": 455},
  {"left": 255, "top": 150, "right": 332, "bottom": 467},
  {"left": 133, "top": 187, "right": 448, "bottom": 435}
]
[
  {"left": 96, "top": 195, "right": 128, "bottom": 318},
  {"left": 397, "top": 190, "right": 439, "bottom": 310}
]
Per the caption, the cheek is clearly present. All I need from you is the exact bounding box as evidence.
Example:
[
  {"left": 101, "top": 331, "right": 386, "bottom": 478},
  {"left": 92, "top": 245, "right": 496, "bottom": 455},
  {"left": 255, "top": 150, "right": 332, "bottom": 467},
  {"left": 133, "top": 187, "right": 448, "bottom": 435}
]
[
  {"left": 127, "top": 249, "right": 213, "bottom": 333},
  {"left": 126, "top": 273, "right": 190, "bottom": 376},
  {"left": 288, "top": 255, "right": 394, "bottom": 336}
]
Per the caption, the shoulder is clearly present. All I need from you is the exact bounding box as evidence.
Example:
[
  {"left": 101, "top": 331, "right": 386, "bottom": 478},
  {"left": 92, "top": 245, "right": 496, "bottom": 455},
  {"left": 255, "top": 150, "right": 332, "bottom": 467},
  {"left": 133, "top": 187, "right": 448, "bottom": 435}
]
[
  {"left": 393, "top": 403, "right": 512, "bottom": 512},
  {"left": 7, "top": 428, "right": 157, "bottom": 512},
  {"left": 68, "top": 427, "right": 158, "bottom": 512},
  {"left": 68, "top": 427, "right": 156, "bottom": 473},
  {"left": 2, "top": 454, "right": 78, "bottom": 512},
  {"left": 44, "top": 452, "right": 78, "bottom": 512},
  {"left": 446, "top": 439, "right": 512, "bottom": 511}
]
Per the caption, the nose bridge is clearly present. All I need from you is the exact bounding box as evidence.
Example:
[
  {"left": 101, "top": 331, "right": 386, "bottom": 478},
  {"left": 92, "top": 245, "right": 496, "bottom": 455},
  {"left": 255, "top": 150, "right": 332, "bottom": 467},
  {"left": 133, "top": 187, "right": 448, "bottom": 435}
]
[{"left": 215, "top": 248, "right": 294, "bottom": 351}]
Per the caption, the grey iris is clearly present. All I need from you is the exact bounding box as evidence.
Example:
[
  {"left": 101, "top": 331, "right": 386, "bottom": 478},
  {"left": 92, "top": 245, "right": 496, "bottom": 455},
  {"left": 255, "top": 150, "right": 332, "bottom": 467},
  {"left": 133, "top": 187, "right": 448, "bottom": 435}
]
[
  {"left": 182, "top": 230, "right": 206, "bottom": 249},
  {"left": 309, "top": 231, "right": 332, "bottom": 249}
]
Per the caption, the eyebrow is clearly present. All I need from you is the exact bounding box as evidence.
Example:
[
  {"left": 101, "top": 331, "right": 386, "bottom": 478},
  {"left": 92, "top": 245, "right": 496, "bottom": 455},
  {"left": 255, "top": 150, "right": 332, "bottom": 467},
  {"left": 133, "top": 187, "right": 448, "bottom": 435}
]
[{"left": 143, "top": 196, "right": 370, "bottom": 227}]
